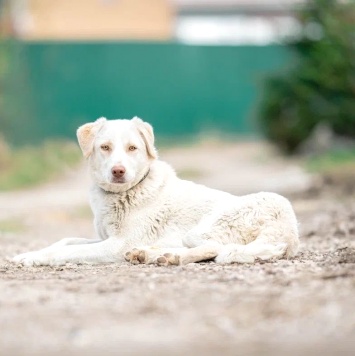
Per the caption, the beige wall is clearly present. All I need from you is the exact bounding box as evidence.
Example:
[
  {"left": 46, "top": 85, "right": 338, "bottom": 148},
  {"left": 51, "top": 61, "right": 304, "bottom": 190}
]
[{"left": 21, "top": 0, "right": 174, "bottom": 40}]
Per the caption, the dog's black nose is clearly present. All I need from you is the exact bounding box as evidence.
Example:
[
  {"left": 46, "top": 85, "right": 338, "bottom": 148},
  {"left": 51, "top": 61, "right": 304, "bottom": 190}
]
[{"left": 111, "top": 165, "right": 126, "bottom": 178}]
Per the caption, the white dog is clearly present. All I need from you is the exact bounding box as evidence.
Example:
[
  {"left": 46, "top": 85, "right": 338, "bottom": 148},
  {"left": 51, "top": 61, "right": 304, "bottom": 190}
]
[{"left": 13, "top": 117, "right": 299, "bottom": 267}]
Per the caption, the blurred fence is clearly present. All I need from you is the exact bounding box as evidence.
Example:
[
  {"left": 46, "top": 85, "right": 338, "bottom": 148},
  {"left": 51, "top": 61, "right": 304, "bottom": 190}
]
[{"left": 2, "top": 41, "right": 293, "bottom": 144}]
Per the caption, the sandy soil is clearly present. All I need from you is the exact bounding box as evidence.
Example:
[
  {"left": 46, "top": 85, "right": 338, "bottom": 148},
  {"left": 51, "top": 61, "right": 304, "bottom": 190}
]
[{"left": 0, "top": 141, "right": 354, "bottom": 356}]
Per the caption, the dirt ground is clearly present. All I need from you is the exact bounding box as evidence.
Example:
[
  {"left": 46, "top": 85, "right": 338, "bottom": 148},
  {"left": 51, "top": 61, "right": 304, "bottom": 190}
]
[{"left": 0, "top": 141, "right": 354, "bottom": 356}]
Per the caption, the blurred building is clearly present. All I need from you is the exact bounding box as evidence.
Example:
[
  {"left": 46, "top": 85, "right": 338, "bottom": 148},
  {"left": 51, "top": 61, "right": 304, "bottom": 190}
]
[
  {"left": 8, "top": 0, "right": 173, "bottom": 40},
  {"left": 173, "top": 0, "right": 307, "bottom": 45},
  {"left": 7, "top": 0, "right": 306, "bottom": 44}
]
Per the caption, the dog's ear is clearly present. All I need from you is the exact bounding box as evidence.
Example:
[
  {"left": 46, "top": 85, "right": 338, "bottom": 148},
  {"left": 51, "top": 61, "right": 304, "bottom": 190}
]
[
  {"left": 132, "top": 117, "right": 158, "bottom": 159},
  {"left": 77, "top": 117, "right": 107, "bottom": 158}
]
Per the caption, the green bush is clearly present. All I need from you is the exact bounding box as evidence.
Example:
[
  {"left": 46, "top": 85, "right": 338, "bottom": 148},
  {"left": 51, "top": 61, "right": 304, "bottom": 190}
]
[{"left": 259, "top": 0, "right": 355, "bottom": 154}]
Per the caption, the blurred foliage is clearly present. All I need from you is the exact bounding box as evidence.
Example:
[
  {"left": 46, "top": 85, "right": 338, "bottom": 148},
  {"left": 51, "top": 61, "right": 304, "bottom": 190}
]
[
  {"left": 259, "top": 0, "right": 355, "bottom": 154},
  {"left": 0, "top": 0, "right": 7, "bottom": 134},
  {"left": 0, "top": 138, "right": 82, "bottom": 191},
  {"left": 0, "top": 1, "right": 30, "bottom": 143},
  {"left": 0, "top": 41, "right": 33, "bottom": 144}
]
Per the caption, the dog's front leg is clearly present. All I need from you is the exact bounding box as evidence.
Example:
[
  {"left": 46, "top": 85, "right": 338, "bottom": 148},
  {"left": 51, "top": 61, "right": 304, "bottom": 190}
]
[
  {"left": 49, "top": 237, "right": 103, "bottom": 248},
  {"left": 12, "top": 237, "right": 124, "bottom": 267}
]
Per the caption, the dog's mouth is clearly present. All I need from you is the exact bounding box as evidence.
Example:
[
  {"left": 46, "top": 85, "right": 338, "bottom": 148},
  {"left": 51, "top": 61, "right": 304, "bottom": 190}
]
[{"left": 111, "top": 177, "right": 126, "bottom": 184}]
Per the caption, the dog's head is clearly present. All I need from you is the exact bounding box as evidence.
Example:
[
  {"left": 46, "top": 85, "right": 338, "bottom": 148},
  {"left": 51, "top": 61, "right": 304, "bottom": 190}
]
[{"left": 77, "top": 117, "right": 157, "bottom": 192}]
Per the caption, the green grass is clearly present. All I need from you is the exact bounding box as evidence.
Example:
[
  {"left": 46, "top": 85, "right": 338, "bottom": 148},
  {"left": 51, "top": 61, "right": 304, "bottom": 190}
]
[
  {"left": 306, "top": 148, "right": 355, "bottom": 173},
  {"left": 0, "top": 139, "right": 82, "bottom": 191},
  {"left": 305, "top": 148, "right": 355, "bottom": 191},
  {"left": 0, "top": 218, "right": 25, "bottom": 233}
]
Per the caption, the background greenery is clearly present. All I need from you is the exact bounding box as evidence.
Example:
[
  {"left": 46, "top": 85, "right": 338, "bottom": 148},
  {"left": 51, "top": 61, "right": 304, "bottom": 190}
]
[{"left": 259, "top": 0, "right": 355, "bottom": 154}]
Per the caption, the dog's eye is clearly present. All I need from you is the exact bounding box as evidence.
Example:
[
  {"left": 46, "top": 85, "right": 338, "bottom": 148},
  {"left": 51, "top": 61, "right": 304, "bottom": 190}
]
[
  {"left": 128, "top": 146, "right": 137, "bottom": 151},
  {"left": 100, "top": 144, "right": 110, "bottom": 151}
]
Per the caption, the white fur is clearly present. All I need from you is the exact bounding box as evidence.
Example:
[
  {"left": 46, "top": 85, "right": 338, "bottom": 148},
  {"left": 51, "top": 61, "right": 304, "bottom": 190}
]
[{"left": 13, "top": 117, "right": 299, "bottom": 267}]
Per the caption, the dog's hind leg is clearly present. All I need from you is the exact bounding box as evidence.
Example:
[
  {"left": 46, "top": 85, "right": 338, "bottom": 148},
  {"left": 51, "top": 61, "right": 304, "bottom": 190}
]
[
  {"left": 177, "top": 245, "right": 220, "bottom": 265},
  {"left": 182, "top": 194, "right": 299, "bottom": 265},
  {"left": 215, "top": 240, "right": 288, "bottom": 264}
]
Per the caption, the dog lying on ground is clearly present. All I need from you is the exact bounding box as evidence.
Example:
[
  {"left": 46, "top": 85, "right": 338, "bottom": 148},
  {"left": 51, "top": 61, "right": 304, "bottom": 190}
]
[{"left": 13, "top": 117, "right": 299, "bottom": 266}]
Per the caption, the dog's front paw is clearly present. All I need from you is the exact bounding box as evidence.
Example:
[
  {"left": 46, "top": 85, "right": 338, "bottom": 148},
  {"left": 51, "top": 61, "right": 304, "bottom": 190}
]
[
  {"left": 124, "top": 247, "right": 180, "bottom": 266},
  {"left": 12, "top": 251, "right": 49, "bottom": 267},
  {"left": 124, "top": 248, "right": 147, "bottom": 265},
  {"left": 155, "top": 253, "right": 180, "bottom": 266}
]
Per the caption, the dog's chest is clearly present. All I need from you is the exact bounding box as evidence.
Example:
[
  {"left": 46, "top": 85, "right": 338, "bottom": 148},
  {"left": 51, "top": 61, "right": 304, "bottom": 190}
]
[
  {"left": 97, "top": 193, "right": 180, "bottom": 240},
  {"left": 99, "top": 198, "right": 128, "bottom": 237}
]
